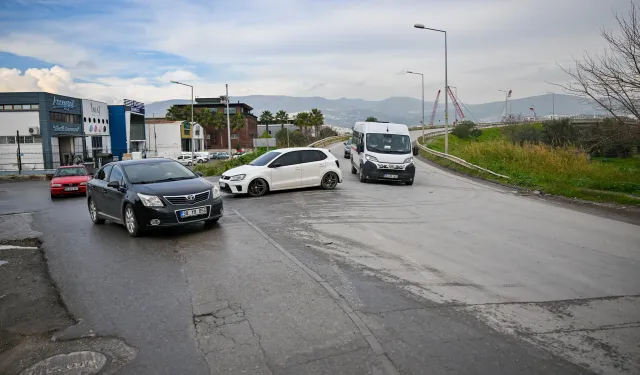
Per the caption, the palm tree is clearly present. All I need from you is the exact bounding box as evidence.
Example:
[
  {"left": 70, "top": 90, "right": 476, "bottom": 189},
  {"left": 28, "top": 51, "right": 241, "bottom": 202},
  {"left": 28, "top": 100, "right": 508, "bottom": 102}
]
[
  {"left": 211, "top": 110, "right": 226, "bottom": 147},
  {"left": 295, "top": 112, "right": 310, "bottom": 134},
  {"left": 231, "top": 112, "right": 245, "bottom": 149},
  {"left": 259, "top": 110, "right": 274, "bottom": 137},
  {"left": 310, "top": 108, "right": 324, "bottom": 138},
  {"left": 275, "top": 110, "right": 288, "bottom": 130}
]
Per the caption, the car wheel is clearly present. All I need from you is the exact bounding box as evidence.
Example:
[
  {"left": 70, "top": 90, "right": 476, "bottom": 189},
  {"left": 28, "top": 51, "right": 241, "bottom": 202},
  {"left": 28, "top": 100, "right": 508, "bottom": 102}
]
[
  {"left": 321, "top": 172, "right": 339, "bottom": 190},
  {"left": 88, "top": 198, "right": 105, "bottom": 224},
  {"left": 359, "top": 166, "right": 367, "bottom": 183},
  {"left": 248, "top": 178, "right": 268, "bottom": 197},
  {"left": 124, "top": 204, "right": 142, "bottom": 237},
  {"left": 50, "top": 193, "right": 56, "bottom": 199},
  {"left": 351, "top": 164, "right": 357, "bottom": 174},
  {"left": 344, "top": 153, "right": 349, "bottom": 159}
]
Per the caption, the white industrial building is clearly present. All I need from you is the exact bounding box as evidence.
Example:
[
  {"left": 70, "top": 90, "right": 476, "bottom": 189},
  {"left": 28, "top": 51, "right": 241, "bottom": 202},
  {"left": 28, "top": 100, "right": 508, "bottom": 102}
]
[{"left": 145, "top": 119, "right": 204, "bottom": 159}]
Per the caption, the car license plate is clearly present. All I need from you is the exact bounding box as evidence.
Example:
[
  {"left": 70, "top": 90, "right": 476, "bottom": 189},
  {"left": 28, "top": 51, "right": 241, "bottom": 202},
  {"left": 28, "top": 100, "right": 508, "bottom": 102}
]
[
  {"left": 64, "top": 187, "right": 79, "bottom": 191},
  {"left": 219, "top": 181, "right": 226, "bottom": 187},
  {"left": 383, "top": 174, "right": 398, "bottom": 179},
  {"left": 179, "top": 207, "right": 207, "bottom": 218}
]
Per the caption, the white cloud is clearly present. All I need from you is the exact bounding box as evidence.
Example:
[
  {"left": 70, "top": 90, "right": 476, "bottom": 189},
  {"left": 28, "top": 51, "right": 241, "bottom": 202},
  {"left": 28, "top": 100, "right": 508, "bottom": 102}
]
[
  {"left": 0, "top": 0, "right": 633, "bottom": 103},
  {"left": 158, "top": 70, "right": 199, "bottom": 83}
]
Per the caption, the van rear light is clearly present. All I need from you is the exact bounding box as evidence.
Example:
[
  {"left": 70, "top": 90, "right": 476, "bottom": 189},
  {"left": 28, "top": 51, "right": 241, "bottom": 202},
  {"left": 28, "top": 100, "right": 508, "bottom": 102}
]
[{"left": 335, "top": 160, "right": 340, "bottom": 168}]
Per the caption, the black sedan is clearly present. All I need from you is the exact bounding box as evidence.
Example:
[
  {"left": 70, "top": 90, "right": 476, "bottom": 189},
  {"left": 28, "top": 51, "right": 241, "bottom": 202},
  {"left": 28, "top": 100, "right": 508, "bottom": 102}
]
[{"left": 87, "top": 158, "right": 223, "bottom": 237}]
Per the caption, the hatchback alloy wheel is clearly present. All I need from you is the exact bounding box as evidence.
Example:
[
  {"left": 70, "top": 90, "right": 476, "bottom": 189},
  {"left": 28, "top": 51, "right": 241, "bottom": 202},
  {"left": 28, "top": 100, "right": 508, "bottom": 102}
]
[
  {"left": 321, "top": 172, "right": 338, "bottom": 190},
  {"left": 248, "top": 178, "right": 268, "bottom": 197}
]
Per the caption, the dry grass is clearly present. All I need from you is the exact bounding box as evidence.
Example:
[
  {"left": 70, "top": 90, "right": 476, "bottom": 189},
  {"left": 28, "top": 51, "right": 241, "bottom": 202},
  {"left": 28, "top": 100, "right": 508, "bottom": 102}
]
[{"left": 426, "top": 133, "right": 640, "bottom": 205}]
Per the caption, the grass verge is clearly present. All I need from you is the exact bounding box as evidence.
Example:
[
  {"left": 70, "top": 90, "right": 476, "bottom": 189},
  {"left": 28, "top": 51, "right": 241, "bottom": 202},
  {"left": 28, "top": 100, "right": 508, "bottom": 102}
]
[
  {"left": 194, "top": 148, "right": 270, "bottom": 176},
  {"left": 422, "top": 128, "right": 640, "bottom": 206}
]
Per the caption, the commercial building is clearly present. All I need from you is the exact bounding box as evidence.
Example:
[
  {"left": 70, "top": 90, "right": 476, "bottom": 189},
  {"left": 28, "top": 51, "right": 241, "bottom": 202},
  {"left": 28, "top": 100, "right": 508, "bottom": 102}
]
[
  {"left": 145, "top": 119, "right": 204, "bottom": 159},
  {"left": 173, "top": 97, "right": 258, "bottom": 150},
  {"left": 0, "top": 92, "right": 84, "bottom": 171},
  {"left": 82, "top": 99, "right": 111, "bottom": 160},
  {"left": 108, "top": 99, "right": 146, "bottom": 160}
]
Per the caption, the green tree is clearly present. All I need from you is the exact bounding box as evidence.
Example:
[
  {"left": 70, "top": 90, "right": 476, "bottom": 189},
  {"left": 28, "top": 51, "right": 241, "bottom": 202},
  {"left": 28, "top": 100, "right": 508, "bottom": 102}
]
[
  {"left": 211, "top": 110, "right": 226, "bottom": 146},
  {"left": 275, "top": 110, "right": 288, "bottom": 129},
  {"left": 166, "top": 105, "right": 189, "bottom": 121},
  {"left": 295, "top": 112, "right": 311, "bottom": 134},
  {"left": 310, "top": 108, "right": 324, "bottom": 138},
  {"left": 365, "top": 116, "right": 378, "bottom": 122},
  {"left": 259, "top": 110, "right": 274, "bottom": 138}
]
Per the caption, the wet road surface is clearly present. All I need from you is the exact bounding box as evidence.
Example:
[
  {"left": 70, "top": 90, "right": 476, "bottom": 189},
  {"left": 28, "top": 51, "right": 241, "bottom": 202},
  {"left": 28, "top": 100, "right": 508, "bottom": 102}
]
[{"left": 0, "top": 140, "right": 638, "bottom": 374}]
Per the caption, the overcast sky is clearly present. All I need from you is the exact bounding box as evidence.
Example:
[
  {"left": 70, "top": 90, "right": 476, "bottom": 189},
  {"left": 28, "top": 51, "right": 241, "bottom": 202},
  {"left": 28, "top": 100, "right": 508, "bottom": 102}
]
[{"left": 0, "top": 0, "right": 631, "bottom": 105}]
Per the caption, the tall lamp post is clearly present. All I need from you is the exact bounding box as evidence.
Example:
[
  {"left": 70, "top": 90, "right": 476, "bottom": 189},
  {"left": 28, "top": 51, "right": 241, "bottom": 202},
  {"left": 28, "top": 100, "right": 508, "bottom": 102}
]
[
  {"left": 170, "top": 80, "right": 195, "bottom": 164},
  {"left": 546, "top": 91, "right": 555, "bottom": 122},
  {"left": 406, "top": 70, "right": 425, "bottom": 143},
  {"left": 414, "top": 23, "right": 448, "bottom": 154}
]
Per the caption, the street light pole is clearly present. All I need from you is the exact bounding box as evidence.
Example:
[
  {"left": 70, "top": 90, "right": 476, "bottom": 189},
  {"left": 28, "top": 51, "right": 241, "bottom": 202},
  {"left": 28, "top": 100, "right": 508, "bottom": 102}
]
[
  {"left": 225, "top": 84, "right": 231, "bottom": 159},
  {"left": 171, "top": 80, "right": 195, "bottom": 164},
  {"left": 414, "top": 24, "right": 448, "bottom": 154},
  {"left": 546, "top": 91, "right": 555, "bottom": 122},
  {"left": 406, "top": 71, "right": 425, "bottom": 142}
]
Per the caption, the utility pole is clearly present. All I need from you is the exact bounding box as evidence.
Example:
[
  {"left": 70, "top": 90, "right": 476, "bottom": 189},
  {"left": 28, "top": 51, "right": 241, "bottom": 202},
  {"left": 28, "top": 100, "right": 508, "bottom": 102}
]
[
  {"left": 171, "top": 80, "right": 195, "bottom": 164},
  {"left": 16, "top": 130, "right": 22, "bottom": 174}
]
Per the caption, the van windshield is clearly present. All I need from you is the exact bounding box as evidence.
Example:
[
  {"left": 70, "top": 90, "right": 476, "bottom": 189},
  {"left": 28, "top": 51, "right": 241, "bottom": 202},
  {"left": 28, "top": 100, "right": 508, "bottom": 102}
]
[{"left": 366, "top": 133, "right": 411, "bottom": 154}]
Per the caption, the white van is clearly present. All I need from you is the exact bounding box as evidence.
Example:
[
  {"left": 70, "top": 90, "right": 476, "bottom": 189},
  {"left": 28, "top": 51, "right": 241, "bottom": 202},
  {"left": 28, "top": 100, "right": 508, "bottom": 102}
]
[{"left": 350, "top": 121, "right": 416, "bottom": 185}]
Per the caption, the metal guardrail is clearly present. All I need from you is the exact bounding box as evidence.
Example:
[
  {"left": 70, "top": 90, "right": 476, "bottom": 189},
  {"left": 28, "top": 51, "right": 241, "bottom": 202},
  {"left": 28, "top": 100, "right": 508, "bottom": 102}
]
[
  {"left": 307, "top": 135, "right": 351, "bottom": 148},
  {"left": 417, "top": 124, "right": 510, "bottom": 179}
]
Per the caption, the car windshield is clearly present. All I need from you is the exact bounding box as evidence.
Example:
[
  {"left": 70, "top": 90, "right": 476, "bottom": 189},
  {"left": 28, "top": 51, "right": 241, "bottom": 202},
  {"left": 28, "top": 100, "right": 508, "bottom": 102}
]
[
  {"left": 55, "top": 167, "right": 87, "bottom": 177},
  {"left": 123, "top": 161, "right": 196, "bottom": 184},
  {"left": 249, "top": 151, "right": 281, "bottom": 166},
  {"left": 366, "top": 133, "right": 411, "bottom": 154}
]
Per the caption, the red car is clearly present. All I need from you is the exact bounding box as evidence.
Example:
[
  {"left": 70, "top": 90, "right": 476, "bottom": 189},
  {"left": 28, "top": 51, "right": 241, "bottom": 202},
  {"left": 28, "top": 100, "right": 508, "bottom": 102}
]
[{"left": 50, "top": 165, "right": 91, "bottom": 198}]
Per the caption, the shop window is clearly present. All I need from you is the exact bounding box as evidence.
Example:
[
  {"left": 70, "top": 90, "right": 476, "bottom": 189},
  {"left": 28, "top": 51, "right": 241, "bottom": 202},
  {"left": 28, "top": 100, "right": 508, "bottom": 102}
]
[
  {"left": 0, "top": 136, "right": 14, "bottom": 144},
  {"left": 91, "top": 136, "right": 103, "bottom": 150},
  {"left": 49, "top": 112, "right": 81, "bottom": 124},
  {"left": 31, "top": 104, "right": 39, "bottom": 110}
]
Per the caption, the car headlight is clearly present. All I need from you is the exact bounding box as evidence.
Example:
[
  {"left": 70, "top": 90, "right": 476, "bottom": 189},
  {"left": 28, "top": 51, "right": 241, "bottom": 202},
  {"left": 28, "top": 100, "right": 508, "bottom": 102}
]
[
  {"left": 229, "top": 174, "right": 246, "bottom": 181},
  {"left": 137, "top": 193, "right": 164, "bottom": 207},
  {"left": 365, "top": 154, "right": 378, "bottom": 162},
  {"left": 212, "top": 185, "right": 221, "bottom": 199},
  {"left": 79, "top": 182, "right": 87, "bottom": 186},
  {"left": 404, "top": 157, "right": 413, "bottom": 164},
  {"left": 51, "top": 183, "right": 62, "bottom": 187}
]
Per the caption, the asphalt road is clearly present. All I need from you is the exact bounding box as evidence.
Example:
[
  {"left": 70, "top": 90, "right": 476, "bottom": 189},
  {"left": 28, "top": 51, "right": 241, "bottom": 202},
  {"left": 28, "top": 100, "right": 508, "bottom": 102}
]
[{"left": 0, "top": 138, "right": 638, "bottom": 374}]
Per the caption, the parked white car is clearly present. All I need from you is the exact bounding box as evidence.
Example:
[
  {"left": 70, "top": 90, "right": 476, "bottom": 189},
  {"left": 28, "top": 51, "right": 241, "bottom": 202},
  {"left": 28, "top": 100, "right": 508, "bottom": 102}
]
[
  {"left": 181, "top": 152, "right": 208, "bottom": 163},
  {"left": 175, "top": 155, "right": 193, "bottom": 166},
  {"left": 219, "top": 147, "right": 342, "bottom": 197}
]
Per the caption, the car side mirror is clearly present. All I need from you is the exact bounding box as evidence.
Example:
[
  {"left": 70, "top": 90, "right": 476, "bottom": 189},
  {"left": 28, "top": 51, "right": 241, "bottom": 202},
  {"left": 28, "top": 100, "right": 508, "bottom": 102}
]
[
  {"left": 412, "top": 146, "right": 419, "bottom": 156},
  {"left": 343, "top": 142, "right": 347, "bottom": 145},
  {"left": 195, "top": 172, "right": 203, "bottom": 177},
  {"left": 357, "top": 145, "right": 364, "bottom": 153},
  {"left": 270, "top": 162, "right": 281, "bottom": 168},
  {"left": 107, "top": 180, "right": 120, "bottom": 188}
]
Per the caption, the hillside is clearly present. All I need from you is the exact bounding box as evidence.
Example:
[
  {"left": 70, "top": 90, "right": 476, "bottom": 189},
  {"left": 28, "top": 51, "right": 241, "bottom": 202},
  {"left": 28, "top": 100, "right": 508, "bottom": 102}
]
[{"left": 145, "top": 94, "right": 605, "bottom": 128}]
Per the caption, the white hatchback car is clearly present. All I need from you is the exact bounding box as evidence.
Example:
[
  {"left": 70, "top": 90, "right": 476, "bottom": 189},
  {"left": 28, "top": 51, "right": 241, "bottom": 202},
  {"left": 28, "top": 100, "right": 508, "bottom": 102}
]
[{"left": 219, "top": 147, "right": 342, "bottom": 197}]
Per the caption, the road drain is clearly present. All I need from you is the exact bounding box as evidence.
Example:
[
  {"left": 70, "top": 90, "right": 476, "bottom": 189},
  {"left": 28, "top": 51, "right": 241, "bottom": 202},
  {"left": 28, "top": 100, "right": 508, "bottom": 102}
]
[{"left": 19, "top": 351, "right": 107, "bottom": 375}]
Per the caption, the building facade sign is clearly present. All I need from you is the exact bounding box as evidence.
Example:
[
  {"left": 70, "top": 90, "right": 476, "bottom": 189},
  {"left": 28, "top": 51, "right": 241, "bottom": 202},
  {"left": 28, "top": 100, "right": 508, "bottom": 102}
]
[
  {"left": 124, "top": 99, "right": 145, "bottom": 115},
  {"left": 51, "top": 124, "right": 81, "bottom": 133},
  {"left": 52, "top": 96, "right": 77, "bottom": 111},
  {"left": 82, "top": 99, "right": 110, "bottom": 136}
]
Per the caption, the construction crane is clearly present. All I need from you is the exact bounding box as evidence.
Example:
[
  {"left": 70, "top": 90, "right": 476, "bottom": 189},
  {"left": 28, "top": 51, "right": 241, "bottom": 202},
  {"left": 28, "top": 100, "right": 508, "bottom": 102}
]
[
  {"left": 428, "top": 90, "right": 441, "bottom": 126},
  {"left": 530, "top": 106, "right": 537, "bottom": 121},
  {"left": 447, "top": 86, "right": 465, "bottom": 121}
]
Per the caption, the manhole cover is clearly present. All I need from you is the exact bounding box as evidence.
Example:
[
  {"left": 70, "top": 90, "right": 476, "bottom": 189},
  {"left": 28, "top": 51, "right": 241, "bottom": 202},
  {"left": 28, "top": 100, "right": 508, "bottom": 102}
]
[{"left": 19, "top": 351, "right": 107, "bottom": 375}]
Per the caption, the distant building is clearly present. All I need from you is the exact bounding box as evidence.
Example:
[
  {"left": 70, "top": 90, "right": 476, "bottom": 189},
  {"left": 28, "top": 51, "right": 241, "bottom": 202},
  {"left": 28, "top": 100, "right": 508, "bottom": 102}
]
[
  {"left": 173, "top": 97, "right": 258, "bottom": 150},
  {"left": 145, "top": 119, "right": 204, "bottom": 159},
  {"left": 108, "top": 99, "right": 147, "bottom": 160}
]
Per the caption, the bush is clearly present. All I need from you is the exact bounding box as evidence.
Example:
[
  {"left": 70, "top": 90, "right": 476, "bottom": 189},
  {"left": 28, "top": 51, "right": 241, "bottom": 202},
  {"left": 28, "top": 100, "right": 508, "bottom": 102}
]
[
  {"left": 194, "top": 148, "right": 269, "bottom": 176},
  {"left": 541, "top": 118, "right": 577, "bottom": 147},
  {"left": 451, "top": 121, "right": 481, "bottom": 139},
  {"left": 319, "top": 127, "right": 338, "bottom": 138},
  {"left": 503, "top": 124, "right": 541, "bottom": 145}
]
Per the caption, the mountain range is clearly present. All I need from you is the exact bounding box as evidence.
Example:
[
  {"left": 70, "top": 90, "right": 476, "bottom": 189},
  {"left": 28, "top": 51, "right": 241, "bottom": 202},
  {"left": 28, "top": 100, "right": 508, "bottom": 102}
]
[{"left": 145, "top": 93, "right": 606, "bottom": 128}]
